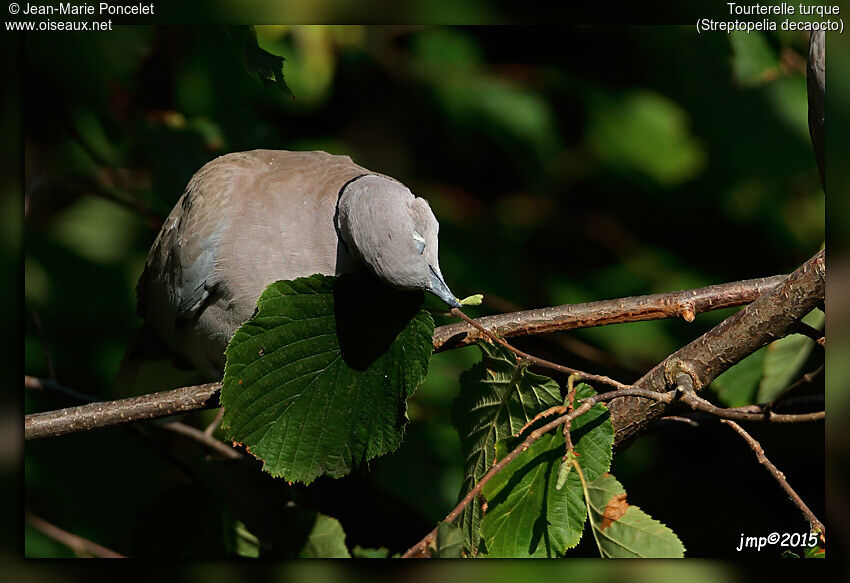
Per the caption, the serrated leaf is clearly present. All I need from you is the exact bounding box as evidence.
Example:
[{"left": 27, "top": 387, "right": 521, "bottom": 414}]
[
  {"left": 435, "top": 521, "right": 464, "bottom": 558},
  {"left": 221, "top": 274, "right": 434, "bottom": 484},
  {"left": 451, "top": 342, "right": 563, "bottom": 555},
  {"left": 479, "top": 384, "right": 614, "bottom": 558},
  {"left": 584, "top": 473, "right": 685, "bottom": 558}
]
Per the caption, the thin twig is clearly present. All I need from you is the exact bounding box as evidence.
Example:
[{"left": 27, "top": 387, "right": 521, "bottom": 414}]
[
  {"left": 560, "top": 373, "right": 580, "bottom": 453},
  {"left": 657, "top": 407, "right": 823, "bottom": 426},
  {"left": 450, "top": 308, "right": 630, "bottom": 391},
  {"left": 720, "top": 420, "right": 825, "bottom": 538},
  {"left": 653, "top": 415, "right": 704, "bottom": 430},
  {"left": 204, "top": 408, "right": 225, "bottom": 436},
  {"left": 677, "top": 374, "right": 824, "bottom": 423},
  {"left": 160, "top": 420, "right": 242, "bottom": 459},
  {"left": 25, "top": 375, "right": 98, "bottom": 404},
  {"left": 771, "top": 366, "right": 824, "bottom": 406},
  {"left": 481, "top": 292, "right": 646, "bottom": 376},
  {"left": 26, "top": 513, "right": 125, "bottom": 558},
  {"left": 29, "top": 311, "right": 56, "bottom": 381},
  {"left": 434, "top": 275, "right": 787, "bottom": 351}
]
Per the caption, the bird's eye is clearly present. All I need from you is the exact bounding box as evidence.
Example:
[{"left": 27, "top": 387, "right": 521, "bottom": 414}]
[{"left": 413, "top": 230, "right": 426, "bottom": 254}]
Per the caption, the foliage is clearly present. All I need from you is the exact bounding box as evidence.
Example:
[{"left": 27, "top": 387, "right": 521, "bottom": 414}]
[
  {"left": 451, "top": 342, "right": 562, "bottom": 553},
  {"left": 479, "top": 382, "right": 614, "bottom": 558},
  {"left": 23, "top": 24, "right": 823, "bottom": 558},
  {"left": 221, "top": 275, "right": 434, "bottom": 484},
  {"left": 582, "top": 473, "right": 685, "bottom": 558}
]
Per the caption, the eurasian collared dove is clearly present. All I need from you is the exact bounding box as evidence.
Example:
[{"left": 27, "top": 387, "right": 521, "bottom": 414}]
[{"left": 131, "top": 149, "right": 459, "bottom": 381}]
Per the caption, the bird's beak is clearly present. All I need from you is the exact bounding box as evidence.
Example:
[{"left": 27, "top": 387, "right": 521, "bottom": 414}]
[{"left": 429, "top": 265, "right": 461, "bottom": 308}]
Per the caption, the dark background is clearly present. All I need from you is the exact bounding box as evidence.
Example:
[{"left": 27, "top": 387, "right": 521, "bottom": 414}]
[{"left": 22, "top": 25, "right": 824, "bottom": 558}]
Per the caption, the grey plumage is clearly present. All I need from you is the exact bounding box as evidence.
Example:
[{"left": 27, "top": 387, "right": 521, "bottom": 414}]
[{"left": 132, "top": 149, "right": 458, "bottom": 381}]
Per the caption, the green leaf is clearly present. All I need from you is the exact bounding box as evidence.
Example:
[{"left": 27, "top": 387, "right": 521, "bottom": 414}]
[
  {"left": 452, "top": 342, "right": 563, "bottom": 555},
  {"left": 258, "top": 507, "right": 352, "bottom": 558},
  {"left": 804, "top": 543, "right": 825, "bottom": 558},
  {"left": 583, "top": 473, "right": 685, "bottom": 558},
  {"left": 556, "top": 449, "right": 578, "bottom": 490},
  {"left": 299, "top": 514, "right": 351, "bottom": 558},
  {"left": 712, "top": 310, "right": 823, "bottom": 406},
  {"left": 226, "top": 26, "right": 292, "bottom": 97},
  {"left": 435, "top": 521, "right": 464, "bottom": 558},
  {"left": 459, "top": 293, "right": 484, "bottom": 306},
  {"left": 757, "top": 310, "right": 823, "bottom": 403},
  {"left": 479, "top": 384, "right": 614, "bottom": 558},
  {"left": 229, "top": 520, "right": 260, "bottom": 558},
  {"left": 221, "top": 274, "right": 434, "bottom": 484},
  {"left": 351, "top": 546, "right": 391, "bottom": 558},
  {"left": 712, "top": 348, "right": 767, "bottom": 407},
  {"left": 729, "top": 31, "right": 779, "bottom": 88}
]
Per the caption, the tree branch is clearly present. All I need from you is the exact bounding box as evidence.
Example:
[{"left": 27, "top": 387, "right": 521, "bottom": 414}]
[
  {"left": 401, "top": 371, "right": 823, "bottom": 557},
  {"left": 23, "top": 266, "right": 814, "bottom": 441},
  {"left": 432, "top": 274, "right": 786, "bottom": 351},
  {"left": 610, "top": 250, "right": 824, "bottom": 448},
  {"left": 25, "top": 381, "right": 221, "bottom": 440},
  {"left": 25, "top": 376, "right": 241, "bottom": 458},
  {"left": 676, "top": 372, "right": 824, "bottom": 423},
  {"left": 449, "top": 307, "right": 630, "bottom": 391}
]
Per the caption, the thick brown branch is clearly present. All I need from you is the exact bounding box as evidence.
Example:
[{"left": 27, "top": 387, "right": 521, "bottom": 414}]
[
  {"left": 433, "top": 275, "right": 786, "bottom": 351},
  {"left": 610, "top": 250, "right": 824, "bottom": 447}
]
